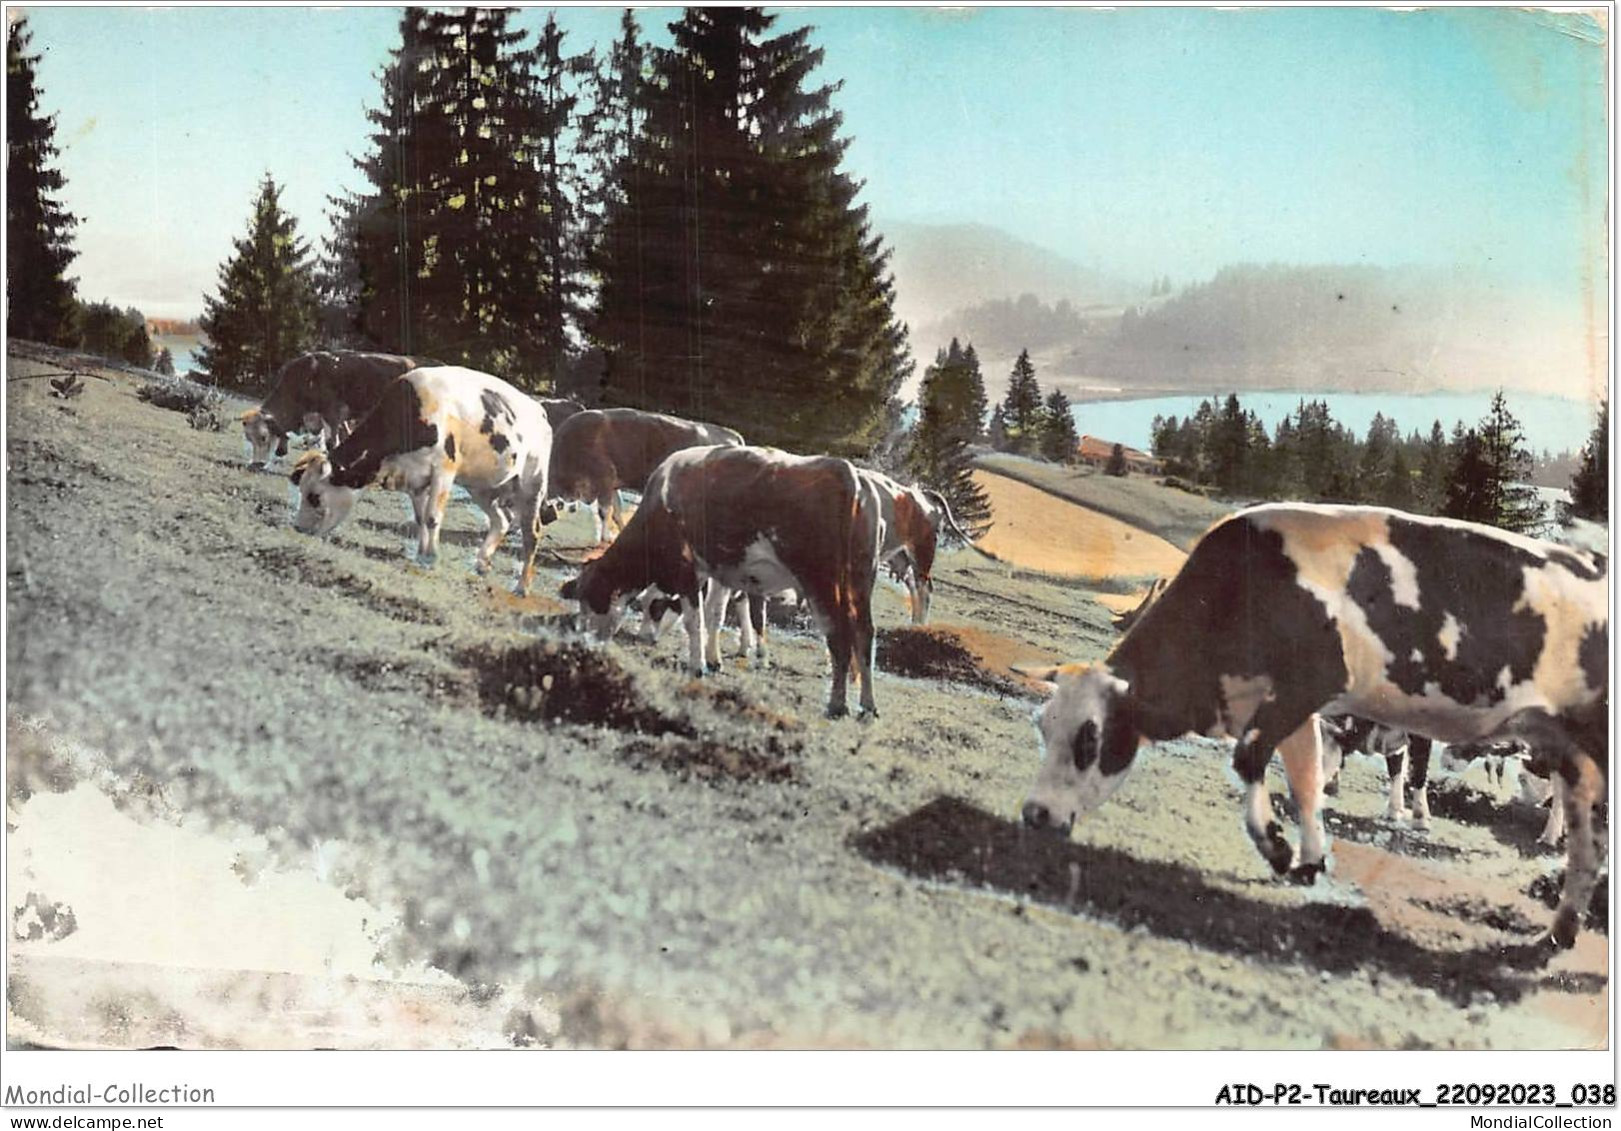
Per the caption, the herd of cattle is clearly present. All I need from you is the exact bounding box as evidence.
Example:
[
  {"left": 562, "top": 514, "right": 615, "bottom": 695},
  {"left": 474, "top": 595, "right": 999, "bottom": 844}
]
[{"left": 241, "top": 350, "right": 1610, "bottom": 953}]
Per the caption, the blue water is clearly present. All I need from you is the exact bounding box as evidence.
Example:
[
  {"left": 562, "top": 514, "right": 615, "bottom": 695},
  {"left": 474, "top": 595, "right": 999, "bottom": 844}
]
[{"left": 1071, "top": 390, "right": 1602, "bottom": 458}]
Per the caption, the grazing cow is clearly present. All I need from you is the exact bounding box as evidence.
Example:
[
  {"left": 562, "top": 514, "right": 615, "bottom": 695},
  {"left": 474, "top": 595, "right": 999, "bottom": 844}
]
[
  {"left": 1318, "top": 714, "right": 1435, "bottom": 828},
  {"left": 548, "top": 407, "right": 744, "bottom": 543},
  {"left": 856, "top": 469, "right": 977, "bottom": 625},
  {"left": 290, "top": 366, "right": 554, "bottom": 594},
  {"left": 242, "top": 350, "right": 436, "bottom": 467},
  {"left": 561, "top": 445, "right": 881, "bottom": 717},
  {"left": 1017, "top": 504, "right": 1607, "bottom": 947}
]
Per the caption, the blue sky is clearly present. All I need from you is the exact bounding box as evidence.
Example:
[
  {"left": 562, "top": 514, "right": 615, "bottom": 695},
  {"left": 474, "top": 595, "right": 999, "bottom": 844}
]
[{"left": 14, "top": 4, "right": 1609, "bottom": 339}]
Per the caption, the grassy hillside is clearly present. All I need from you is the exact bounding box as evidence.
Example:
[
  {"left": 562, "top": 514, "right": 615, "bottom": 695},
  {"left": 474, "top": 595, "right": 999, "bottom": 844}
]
[{"left": 6, "top": 347, "right": 1601, "bottom": 1051}]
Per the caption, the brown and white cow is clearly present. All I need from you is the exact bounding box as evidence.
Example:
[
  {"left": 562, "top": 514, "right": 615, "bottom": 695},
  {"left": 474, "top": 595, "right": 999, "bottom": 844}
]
[
  {"left": 290, "top": 365, "right": 554, "bottom": 594},
  {"left": 242, "top": 350, "right": 437, "bottom": 467},
  {"left": 547, "top": 407, "right": 744, "bottom": 543},
  {"left": 539, "top": 397, "right": 586, "bottom": 430},
  {"left": 856, "top": 469, "right": 977, "bottom": 625},
  {"left": 561, "top": 445, "right": 882, "bottom": 717},
  {"left": 1018, "top": 503, "right": 1607, "bottom": 947}
]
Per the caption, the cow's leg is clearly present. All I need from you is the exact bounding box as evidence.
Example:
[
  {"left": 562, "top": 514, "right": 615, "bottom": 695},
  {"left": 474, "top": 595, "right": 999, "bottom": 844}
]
[
  {"left": 1539, "top": 774, "right": 1567, "bottom": 847},
  {"left": 468, "top": 490, "right": 509, "bottom": 575},
  {"left": 1232, "top": 701, "right": 1323, "bottom": 877},
  {"left": 701, "top": 581, "right": 727, "bottom": 672},
  {"left": 1408, "top": 735, "right": 1433, "bottom": 831},
  {"left": 408, "top": 486, "right": 438, "bottom": 564},
  {"left": 749, "top": 593, "right": 768, "bottom": 663},
  {"left": 806, "top": 580, "right": 852, "bottom": 718},
  {"left": 1384, "top": 748, "right": 1411, "bottom": 822},
  {"left": 512, "top": 487, "right": 544, "bottom": 597},
  {"left": 736, "top": 590, "right": 757, "bottom": 658},
  {"left": 1552, "top": 752, "right": 1604, "bottom": 948},
  {"left": 680, "top": 589, "right": 708, "bottom": 677},
  {"left": 852, "top": 586, "right": 877, "bottom": 719},
  {"left": 1277, "top": 719, "right": 1327, "bottom": 882}
]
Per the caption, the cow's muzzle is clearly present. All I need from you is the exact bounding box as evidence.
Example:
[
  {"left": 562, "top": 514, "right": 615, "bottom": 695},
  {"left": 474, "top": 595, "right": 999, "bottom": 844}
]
[{"left": 1021, "top": 801, "right": 1074, "bottom": 836}]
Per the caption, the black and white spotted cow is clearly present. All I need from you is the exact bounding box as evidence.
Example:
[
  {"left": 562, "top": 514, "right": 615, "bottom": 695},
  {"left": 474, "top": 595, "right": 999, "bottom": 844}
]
[
  {"left": 1018, "top": 503, "right": 1607, "bottom": 947},
  {"left": 242, "top": 350, "right": 436, "bottom": 467},
  {"left": 290, "top": 365, "right": 554, "bottom": 594},
  {"left": 1317, "top": 714, "right": 1436, "bottom": 827}
]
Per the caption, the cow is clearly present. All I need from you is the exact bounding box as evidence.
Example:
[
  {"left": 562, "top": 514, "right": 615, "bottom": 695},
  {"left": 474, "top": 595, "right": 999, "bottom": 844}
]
[
  {"left": 1016, "top": 503, "right": 1607, "bottom": 948},
  {"left": 856, "top": 469, "right": 977, "bottom": 625},
  {"left": 241, "top": 350, "right": 437, "bottom": 468},
  {"left": 1318, "top": 714, "right": 1435, "bottom": 827},
  {"left": 547, "top": 407, "right": 744, "bottom": 543},
  {"left": 1321, "top": 717, "right": 1568, "bottom": 846},
  {"left": 290, "top": 365, "right": 554, "bottom": 594},
  {"left": 561, "top": 445, "right": 882, "bottom": 717}
]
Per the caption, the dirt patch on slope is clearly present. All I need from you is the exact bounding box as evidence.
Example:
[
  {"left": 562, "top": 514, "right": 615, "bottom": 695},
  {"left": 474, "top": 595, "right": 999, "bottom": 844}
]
[
  {"left": 457, "top": 639, "right": 799, "bottom": 785},
  {"left": 877, "top": 626, "right": 1045, "bottom": 697},
  {"left": 971, "top": 470, "right": 1188, "bottom": 578}
]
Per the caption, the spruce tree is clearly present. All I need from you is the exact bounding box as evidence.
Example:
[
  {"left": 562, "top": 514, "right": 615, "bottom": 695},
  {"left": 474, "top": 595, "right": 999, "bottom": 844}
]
[
  {"left": 590, "top": 8, "right": 909, "bottom": 455},
  {"left": 1415, "top": 420, "right": 1451, "bottom": 514},
  {"left": 1040, "top": 387, "right": 1079, "bottom": 463},
  {"left": 906, "top": 340, "right": 991, "bottom": 535},
  {"left": 336, "top": 8, "right": 566, "bottom": 383},
  {"left": 531, "top": 14, "right": 595, "bottom": 387},
  {"left": 196, "top": 175, "right": 318, "bottom": 390},
  {"left": 1441, "top": 393, "right": 1547, "bottom": 532},
  {"left": 576, "top": 10, "right": 644, "bottom": 277},
  {"left": 1001, "top": 349, "right": 1043, "bottom": 454},
  {"left": 7, "top": 17, "right": 78, "bottom": 344},
  {"left": 1105, "top": 443, "right": 1128, "bottom": 477},
  {"left": 1565, "top": 399, "right": 1608, "bottom": 522}
]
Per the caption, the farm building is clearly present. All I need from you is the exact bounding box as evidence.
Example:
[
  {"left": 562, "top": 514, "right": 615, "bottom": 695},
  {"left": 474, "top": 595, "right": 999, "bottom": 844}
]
[{"left": 1075, "top": 434, "right": 1164, "bottom": 475}]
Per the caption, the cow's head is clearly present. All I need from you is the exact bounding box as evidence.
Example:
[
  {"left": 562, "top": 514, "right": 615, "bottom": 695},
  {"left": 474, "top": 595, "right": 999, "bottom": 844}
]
[
  {"left": 560, "top": 563, "right": 625, "bottom": 640},
  {"left": 289, "top": 451, "right": 357, "bottom": 536},
  {"left": 242, "top": 409, "right": 289, "bottom": 468},
  {"left": 1014, "top": 662, "right": 1143, "bottom": 836}
]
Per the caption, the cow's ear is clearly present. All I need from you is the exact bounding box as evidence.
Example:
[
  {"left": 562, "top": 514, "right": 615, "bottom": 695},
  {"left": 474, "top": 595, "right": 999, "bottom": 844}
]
[
  {"left": 275, "top": 434, "right": 289, "bottom": 457},
  {"left": 559, "top": 578, "right": 578, "bottom": 600}
]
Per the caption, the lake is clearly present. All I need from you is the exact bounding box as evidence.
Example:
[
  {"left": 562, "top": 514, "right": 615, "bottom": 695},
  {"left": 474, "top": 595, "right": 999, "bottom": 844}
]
[
  {"left": 151, "top": 334, "right": 203, "bottom": 375},
  {"left": 1070, "top": 389, "right": 1602, "bottom": 458}
]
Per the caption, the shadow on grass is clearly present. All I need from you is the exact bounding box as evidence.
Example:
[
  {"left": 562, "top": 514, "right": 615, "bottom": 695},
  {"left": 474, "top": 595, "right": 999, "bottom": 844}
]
[{"left": 851, "top": 796, "right": 1570, "bottom": 1007}]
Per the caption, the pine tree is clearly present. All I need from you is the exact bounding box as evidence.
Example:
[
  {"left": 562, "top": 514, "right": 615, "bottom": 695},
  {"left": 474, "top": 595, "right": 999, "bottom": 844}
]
[
  {"left": 1208, "top": 393, "right": 1251, "bottom": 494},
  {"left": 335, "top": 8, "right": 566, "bottom": 383},
  {"left": 576, "top": 10, "right": 644, "bottom": 278},
  {"left": 196, "top": 175, "right": 318, "bottom": 390},
  {"left": 1415, "top": 420, "right": 1451, "bottom": 514},
  {"left": 1565, "top": 399, "right": 1608, "bottom": 522},
  {"left": 155, "top": 347, "right": 175, "bottom": 376},
  {"left": 531, "top": 13, "right": 595, "bottom": 385},
  {"left": 590, "top": 8, "right": 909, "bottom": 455},
  {"left": 906, "top": 340, "right": 991, "bottom": 535},
  {"left": 1000, "top": 349, "right": 1043, "bottom": 454},
  {"left": 7, "top": 17, "right": 78, "bottom": 344},
  {"left": 1040, "top": 387, "right": 1078, "bottom": 463},
  {"left": 987, "top": 404, "right": 1009, "bottom": 451},
  {"left": 1442, "top": 392, "right": 1547, "bottom": 532}
]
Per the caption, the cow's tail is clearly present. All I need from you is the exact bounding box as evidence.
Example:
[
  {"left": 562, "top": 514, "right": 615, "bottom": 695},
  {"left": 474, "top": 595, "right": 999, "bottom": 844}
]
[{"left": 921, "top": 488, "right": 996, "bottom": 560}]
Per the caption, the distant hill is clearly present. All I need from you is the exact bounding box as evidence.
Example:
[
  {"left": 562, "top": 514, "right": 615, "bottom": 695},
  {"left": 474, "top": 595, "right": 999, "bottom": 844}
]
[
  {"left": 877, "top": 236, "right": 1598, "bottom": 405},
  {"left": 881, "top": 221, "right": 1138, "bottom": 346}
]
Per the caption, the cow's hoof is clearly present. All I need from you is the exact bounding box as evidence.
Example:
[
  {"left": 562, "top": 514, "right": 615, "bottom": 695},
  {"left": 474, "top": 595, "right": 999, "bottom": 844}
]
[
  {"left": 857, "top": 707, "right": 880, "bottom": 723},
  {"left": 1410, "top": 817, "right": 1432, "bottom": 834},
  {"left": 1551, "top": 910, "right": 1580, "bottom": 950},
  {"left": 705, "top": 661, "right": 721, "bottom": 675},
  {"left": 825, "top": 704, "right": 849, "bottom": 720},
  {"left": 1287, "top": 861, "right": 1325, "bottom": 886},
  {"left": 1263, "top": 822, "right": 1294, "bottom": 875}
]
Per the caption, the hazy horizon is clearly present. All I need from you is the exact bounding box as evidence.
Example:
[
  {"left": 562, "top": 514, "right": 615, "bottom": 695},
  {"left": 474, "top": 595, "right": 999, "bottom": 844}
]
[{"left": 13, "top": 5, "right": 1609, "bottom": 400}]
